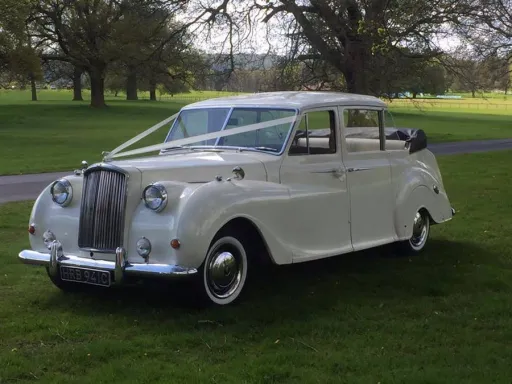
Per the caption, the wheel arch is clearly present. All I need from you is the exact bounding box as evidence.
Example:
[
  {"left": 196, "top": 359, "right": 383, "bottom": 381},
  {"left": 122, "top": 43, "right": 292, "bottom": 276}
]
[
  {"left": 394, "top": 184, "right": 449, "bottom": 240},
  {"left": 209, "top": 216, "right": 275, "bottom": 266}
]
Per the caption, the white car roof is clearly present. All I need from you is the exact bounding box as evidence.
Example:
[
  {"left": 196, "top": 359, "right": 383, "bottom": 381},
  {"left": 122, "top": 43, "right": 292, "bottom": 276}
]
[{"left": 183, "top": 91, "right": 387, "bottom": 111}]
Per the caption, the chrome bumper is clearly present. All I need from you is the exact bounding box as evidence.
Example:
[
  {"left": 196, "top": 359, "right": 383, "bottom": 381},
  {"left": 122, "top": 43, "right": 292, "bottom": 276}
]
[{"left": 19, "top": 240, "right": 197, "bottom": 284}]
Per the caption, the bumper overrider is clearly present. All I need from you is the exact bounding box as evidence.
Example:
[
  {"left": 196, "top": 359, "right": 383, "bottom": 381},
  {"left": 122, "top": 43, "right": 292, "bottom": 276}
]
[{"left": 19, "top": 240, "right": 197, "bottom": 285}]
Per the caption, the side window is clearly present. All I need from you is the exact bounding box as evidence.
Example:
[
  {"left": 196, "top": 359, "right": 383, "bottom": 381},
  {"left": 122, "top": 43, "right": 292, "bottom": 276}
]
[
  {"left": 343, "top": 109, "right": 383, "bottom": 153},
  {"left": 384, "top": 110, "right": 396, "bottom": 129},
  {"left": 288, "top": 110, "right": 337, "bottom": 155},
  {"left": 383, "top": 109, "right": 408, "bottom": 151}
]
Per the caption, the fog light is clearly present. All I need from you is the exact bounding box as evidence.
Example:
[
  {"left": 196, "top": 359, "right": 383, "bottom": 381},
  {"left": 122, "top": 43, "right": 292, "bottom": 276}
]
[
  {"left": 136, "top": 237, "right": 152, "bottom": 259},
  {"left": 43, "top": 230, "right": 56, "bottom": 249}
]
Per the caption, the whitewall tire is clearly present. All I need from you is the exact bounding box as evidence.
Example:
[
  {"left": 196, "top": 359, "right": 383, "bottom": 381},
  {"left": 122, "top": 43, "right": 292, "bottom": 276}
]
[
  {"left": 397, "top": 210, "right": 431, "bottom": 254},
  {"left": 201, "top": 236, "right": 248, "bottom": 306},
  {"left": 409, "top": 210, "right": 430, "bottom": 251}
]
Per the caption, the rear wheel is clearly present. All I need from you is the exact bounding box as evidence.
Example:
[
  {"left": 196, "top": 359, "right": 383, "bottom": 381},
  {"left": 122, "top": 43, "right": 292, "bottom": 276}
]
[
  {"left": 397, "top": 210, "right": 430, "bottom": 254},
  {"left": 199, "top": 235, "right": 248, "bottom": 306}
]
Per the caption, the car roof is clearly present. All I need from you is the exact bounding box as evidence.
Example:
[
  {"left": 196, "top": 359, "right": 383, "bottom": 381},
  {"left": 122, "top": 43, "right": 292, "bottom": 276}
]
[{"left": 183, "top": 91, "right": 387, "bottom": 111}]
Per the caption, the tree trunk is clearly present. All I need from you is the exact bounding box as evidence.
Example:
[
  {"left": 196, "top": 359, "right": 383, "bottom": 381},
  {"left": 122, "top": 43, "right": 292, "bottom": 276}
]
[
  {"left": 149, "top": 78, "right": 157, "bottom": 101},
  {"left": 343, "top": 42, "right": 371, "bottom": 95},
  {"left": 72, "top": 66, "right": 83, "bottom": 101},
  {"left": 126, "top": 68, "right": 138, "bottom": 100},
  {"left": 471, "top": 90, "right": 475, "bottom": 98},
  {"left": 30, "top": 74, "right": 37, "bottom": 101},
  {"left": 412, "top": 92, "right": 418, "bottom": 99},
  {"left": 89, "top": 67, "right": 106, "bottom": 108}
]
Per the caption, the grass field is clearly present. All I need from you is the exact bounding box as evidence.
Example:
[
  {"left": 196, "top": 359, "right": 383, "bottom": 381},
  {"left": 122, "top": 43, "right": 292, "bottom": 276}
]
[
  {"left": 0, "top": 90, "right": 511, "bottom": 175},
  {"left": 1, "top": 149, "right": 512, "bottom": 383}
]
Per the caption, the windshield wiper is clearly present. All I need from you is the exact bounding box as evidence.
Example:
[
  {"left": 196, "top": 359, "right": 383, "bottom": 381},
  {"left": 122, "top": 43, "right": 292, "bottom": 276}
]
[
  {"left": 160, "top": 145, "right": 195, "bottom": 152},
  {"left": 251, "top": 146, "right": 279, "bottom": 152}
]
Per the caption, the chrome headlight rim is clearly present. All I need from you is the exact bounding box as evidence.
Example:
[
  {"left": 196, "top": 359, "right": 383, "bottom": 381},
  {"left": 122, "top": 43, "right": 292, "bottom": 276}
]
[
  {"left": 142, "top": 183, "right": 168, "bottom": 212},
  {"left": 50, "top": 178, "right": 73, "bottom": 207}
]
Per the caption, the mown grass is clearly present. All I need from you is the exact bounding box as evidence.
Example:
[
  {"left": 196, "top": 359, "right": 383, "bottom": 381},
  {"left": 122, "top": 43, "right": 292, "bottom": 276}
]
[
  {"left": 0, "top": 90, "right": 511, "bottom": 175},
  {"left": 1, "top": 150, "right": 512, "bottom": 383}
]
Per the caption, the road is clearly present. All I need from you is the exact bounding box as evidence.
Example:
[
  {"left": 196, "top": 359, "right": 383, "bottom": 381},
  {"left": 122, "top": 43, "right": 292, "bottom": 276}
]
[{"left": 1, "top": 139, "right": 512, "bottom": 204}]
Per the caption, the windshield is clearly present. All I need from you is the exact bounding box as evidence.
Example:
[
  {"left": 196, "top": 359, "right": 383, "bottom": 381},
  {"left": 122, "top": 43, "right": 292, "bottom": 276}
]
[{"left": 163, "top": 107, "right": 297, "bottom": 153}]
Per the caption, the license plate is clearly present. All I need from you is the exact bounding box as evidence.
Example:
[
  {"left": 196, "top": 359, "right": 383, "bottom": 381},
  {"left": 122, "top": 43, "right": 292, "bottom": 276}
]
[{"left": 60, "top": 266, "right": 111, "bottom": 287}]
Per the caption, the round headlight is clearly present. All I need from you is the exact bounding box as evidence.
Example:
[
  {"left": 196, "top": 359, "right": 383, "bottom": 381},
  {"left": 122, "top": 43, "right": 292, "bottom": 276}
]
[
  {"left": 50, "top": 179, "right": 73, "bottom": 206},
  {"left": 136, "top": 237, "right": 152, "bottom": 259},
  {"left": 143, "top": 183, "right": 168, "bottom": 212}
]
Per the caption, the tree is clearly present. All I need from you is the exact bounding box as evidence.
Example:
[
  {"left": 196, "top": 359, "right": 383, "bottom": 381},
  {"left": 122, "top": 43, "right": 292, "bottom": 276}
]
[
  {"left": 455, "top": 0, "right": 511, "bottom": 94},
  {"left": 0, "top": 0, "right": 43, "bottom": 99},
  {"left": 238, "top": 0, "right": 476, "bottom": 95},
  {"left": 33, "top": 0, "right": 196, "bottom": 108},
  {"left": 42, "top": 55, "right": 85, "bottom": 100},
  {"left": 459, "top": 0, "right": 511, "bottom": 60},
  {"left": 120, "top": 11, "right": 201, "bottom": 101}
]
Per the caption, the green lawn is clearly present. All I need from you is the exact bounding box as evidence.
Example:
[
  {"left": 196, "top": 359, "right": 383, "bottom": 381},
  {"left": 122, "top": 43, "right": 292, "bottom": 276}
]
[
  {"left": 0, "top": 90, "right": 511, "bottom": 175},
  {"left": 1, "top": 150, "right": 512, "bottom": 383}
]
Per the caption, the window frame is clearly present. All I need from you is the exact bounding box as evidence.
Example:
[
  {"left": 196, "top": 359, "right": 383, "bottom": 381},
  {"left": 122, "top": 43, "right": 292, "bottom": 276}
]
[
  {"left": 339, "top": 106, "right": 386, "bottom": 154},
  {"left": 286, "top": 107, "right": 340, "bottom": 157}
]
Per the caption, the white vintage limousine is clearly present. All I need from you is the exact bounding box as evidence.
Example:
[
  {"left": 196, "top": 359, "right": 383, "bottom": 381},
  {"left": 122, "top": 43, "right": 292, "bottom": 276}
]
[{"left": 19, "top": 91, "right": 455, "bottom": 305}]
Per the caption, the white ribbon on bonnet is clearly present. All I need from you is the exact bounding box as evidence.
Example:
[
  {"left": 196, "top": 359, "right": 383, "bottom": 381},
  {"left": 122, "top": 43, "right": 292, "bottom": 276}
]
[{"left": 104, "top": 113, "right": 298, "bottom": 160}]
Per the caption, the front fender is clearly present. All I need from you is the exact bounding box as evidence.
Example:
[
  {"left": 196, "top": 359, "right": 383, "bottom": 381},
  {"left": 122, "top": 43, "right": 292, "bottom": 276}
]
[
  {"left": 125, "top": 180, "right": 201, "bottom": 265},
  {"left": 28, "top": 175, "right": 84, "bottom": 255},
  {"left": 174, "top": 178, "right": 293, "bottom": 268}
]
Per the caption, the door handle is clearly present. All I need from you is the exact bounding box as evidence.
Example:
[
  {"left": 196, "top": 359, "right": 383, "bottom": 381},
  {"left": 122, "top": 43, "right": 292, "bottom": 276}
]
[
  {"left": 311, "top": 168, "right": 345, "bottom": 175},
  {"left": 347, "top": 167, "right": 370, "bottom": 173}
]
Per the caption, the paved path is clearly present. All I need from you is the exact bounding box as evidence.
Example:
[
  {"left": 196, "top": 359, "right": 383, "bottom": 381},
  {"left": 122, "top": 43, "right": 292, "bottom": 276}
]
[
  {"left": 1, "top": 139, "right": 512, "bottom": 204},
  {"left": 0, "top": 171, "right": 70, "bottom": 204},
  {"left": 428, "top": 138, "right": 512, "bottom": 156}
]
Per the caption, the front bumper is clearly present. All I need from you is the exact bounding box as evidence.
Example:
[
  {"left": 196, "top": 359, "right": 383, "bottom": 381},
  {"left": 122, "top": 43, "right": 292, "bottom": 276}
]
[{"left": 19, "top": 240, "right": 197, "bottom": 285}]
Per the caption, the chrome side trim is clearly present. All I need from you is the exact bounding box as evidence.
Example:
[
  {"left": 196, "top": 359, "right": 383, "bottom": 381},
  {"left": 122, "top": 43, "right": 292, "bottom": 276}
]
[
  {"left": 347, "top": 167, "right": 371, "bottom": 172},
  {"left": 311, "top": 168, "right": 344, "bottom": 174},
  {"left": 19, "top": 246, "right": 198, "bottom": 280}
]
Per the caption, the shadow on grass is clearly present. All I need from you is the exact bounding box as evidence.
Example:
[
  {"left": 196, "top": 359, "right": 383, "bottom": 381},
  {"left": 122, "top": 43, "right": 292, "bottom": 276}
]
[{"left": 40, "top": 238, "right": 487, "bottom": 327}]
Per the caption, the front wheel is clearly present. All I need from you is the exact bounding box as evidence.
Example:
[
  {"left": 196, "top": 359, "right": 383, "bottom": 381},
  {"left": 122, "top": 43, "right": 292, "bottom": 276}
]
[{"left": 199, "top": 235, "right": 248, "bottom": 306}]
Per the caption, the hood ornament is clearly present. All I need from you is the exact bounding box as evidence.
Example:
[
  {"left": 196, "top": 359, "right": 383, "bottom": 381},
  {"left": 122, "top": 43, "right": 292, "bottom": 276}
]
[
  {"left": 74, "top": 160, "right": 88, "bottom": 176},
  {"left": 102, "top": 151, "right": 112, "bottom": 162}
]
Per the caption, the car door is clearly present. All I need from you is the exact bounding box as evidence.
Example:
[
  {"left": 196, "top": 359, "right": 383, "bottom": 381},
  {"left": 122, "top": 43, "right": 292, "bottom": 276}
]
[
  {"left": 280, "top": 107, "right": 353, "bottom": 262},
  {"left": 339, "top": 106, "right": 397, "bottom": 251}
]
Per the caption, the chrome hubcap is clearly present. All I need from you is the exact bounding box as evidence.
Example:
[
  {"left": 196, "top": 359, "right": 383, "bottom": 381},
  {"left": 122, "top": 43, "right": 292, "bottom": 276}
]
[
  {"left": 206, "top": 250, "right": 242, "bottom": 299},
  {"left": 410, "top": 211, "right": 428, "bottom": 248}
]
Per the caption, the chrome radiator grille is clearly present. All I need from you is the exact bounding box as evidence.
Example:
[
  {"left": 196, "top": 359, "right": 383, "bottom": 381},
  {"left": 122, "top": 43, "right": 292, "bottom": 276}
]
[{"left": 78, "top": 167, "right": 127, "bottom": 252}]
